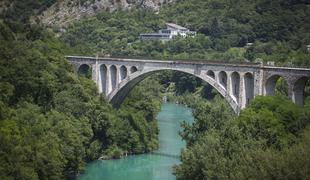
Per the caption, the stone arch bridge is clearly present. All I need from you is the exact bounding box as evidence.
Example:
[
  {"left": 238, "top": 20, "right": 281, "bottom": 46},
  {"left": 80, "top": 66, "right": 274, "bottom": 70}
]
[{"left": 66, "top": 56, "right": 310, "bottom": 113}]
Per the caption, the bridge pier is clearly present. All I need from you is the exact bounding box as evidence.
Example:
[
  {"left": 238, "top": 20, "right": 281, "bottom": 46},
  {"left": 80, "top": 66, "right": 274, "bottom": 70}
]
[{"left": 239, "top": 72, "right": 246, "bottom": 109}]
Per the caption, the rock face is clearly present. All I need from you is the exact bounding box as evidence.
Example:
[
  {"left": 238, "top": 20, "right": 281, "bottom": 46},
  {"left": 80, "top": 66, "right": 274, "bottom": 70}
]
[{"left": 38, "top": 0, "right": 174, "bottom": 26}]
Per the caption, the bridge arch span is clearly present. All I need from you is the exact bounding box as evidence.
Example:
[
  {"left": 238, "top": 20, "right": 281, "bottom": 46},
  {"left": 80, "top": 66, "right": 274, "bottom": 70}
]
[
  {"left": 120, "top": 65, "right": 128, "bottom": 81},
  {"left": 230, "top": 72, "right": 240, "bottom": 103},
  {"left": 108, "top": 68, "right": 239, "bottom": 113},
  {"left": 244, "top": 72, "right": 254, "bottom": 106},
  {"left": 218, "top": 71, "right": 228, "bottom": 90},
  {"left": 264, "top": 74, "right": 289, "bottom": 96},
  {"left": 206, "top": 70, "right": 215, "bottom": 79},
  {"left": 77, "top": 64, "right": 91, "bottom": 76},
  {"left": 109, "top": 65, "right": 117, "bottom": 94},
  {"left": 293, "top": 77, "right": 310, "bottom": 106},
  {"left": 99, "top": 64, "right": 107, "bottom": 93},
  {"left": 130, "top": 66, "right": 138, "bottom": 74}
]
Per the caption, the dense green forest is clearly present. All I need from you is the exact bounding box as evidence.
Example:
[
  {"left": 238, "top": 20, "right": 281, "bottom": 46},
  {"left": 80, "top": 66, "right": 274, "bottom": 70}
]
[
  {"left": 173, "top": 94, "right": 310, "bottom": 179},
  {"left": 62, "top": 0, "right": 310, "bottom": 65},
  {"left": 1, "top": 0, "right": 310, "bottom": 179},
  {"left": 0, "top": 16, "right": 161, "bottom": 180}
]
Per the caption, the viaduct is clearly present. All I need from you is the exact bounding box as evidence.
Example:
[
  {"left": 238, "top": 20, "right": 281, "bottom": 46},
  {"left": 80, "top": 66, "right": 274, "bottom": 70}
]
[{"left": 66, "top": 56, "right": 310, "bottom": 113}]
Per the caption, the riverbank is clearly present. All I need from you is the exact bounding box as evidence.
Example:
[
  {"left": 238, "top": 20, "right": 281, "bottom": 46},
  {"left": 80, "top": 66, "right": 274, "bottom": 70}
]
[{"left": 79, "top": 103, "right": 194, "bottom": 180}]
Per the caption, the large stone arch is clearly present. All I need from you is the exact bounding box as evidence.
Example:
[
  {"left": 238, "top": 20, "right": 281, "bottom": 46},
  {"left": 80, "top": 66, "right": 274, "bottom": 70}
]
[
  {"left": 107, "top": 68, "right": 239, "bottom": 113},
  {"left": 66, "top": 56, "right": 310, "bottom": 111}
]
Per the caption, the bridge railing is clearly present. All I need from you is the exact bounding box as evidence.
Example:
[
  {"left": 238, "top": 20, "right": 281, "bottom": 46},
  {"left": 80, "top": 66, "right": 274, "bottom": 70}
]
[
  {"left": 67, "top": 55, "right": 262, "bottom": 66},
  {"left": 110, "top": 56, "right": 310, "bottom": 68},
  {"left": 106, "top": 55, "right": 261, "bottom": 65},
  {"left": 66, "top": 55, "right": 310, "bottom": 69}
]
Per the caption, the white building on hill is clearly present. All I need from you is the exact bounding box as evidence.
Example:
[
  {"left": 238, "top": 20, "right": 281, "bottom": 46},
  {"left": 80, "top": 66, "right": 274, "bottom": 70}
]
[{"left": 140, "top": 23, "right": 196, "bottom": 41}]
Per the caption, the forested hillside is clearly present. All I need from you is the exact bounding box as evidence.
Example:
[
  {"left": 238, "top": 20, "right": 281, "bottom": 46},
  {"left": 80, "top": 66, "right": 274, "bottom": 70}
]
[
  {"left": 3, "top": 0, "right": 309, "bottom": 65},
  {"left": 62, "top": 0, "right": 310, "bottom": 65},
  {"left": 173, "top": 95, "right": 310, "bottom": 179},
  {"left": 0, "top": 12, "right": 162, "bottom": 180}
]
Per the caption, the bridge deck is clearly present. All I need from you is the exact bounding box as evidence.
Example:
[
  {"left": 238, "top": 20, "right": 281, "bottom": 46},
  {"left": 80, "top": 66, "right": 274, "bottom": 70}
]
[
  {"left": 66, "top": 55, "right": 310, "bottom": 71},
  {"left": 65, "top": 55, "right": 261, "bottom": 67}
]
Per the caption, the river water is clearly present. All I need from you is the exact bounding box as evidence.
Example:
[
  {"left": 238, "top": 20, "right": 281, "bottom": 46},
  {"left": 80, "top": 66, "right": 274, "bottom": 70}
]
[{"left": 79, "top": 103, "right": 194, "bottom": 180}]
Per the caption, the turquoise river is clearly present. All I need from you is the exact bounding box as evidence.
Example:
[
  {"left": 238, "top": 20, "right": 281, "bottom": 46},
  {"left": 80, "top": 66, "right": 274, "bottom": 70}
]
[{"left": 79, "top": 103, "right": 194, "bottom": 180}]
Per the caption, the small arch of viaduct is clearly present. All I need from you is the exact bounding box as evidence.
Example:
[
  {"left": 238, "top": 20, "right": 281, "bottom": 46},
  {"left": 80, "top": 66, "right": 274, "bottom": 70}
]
[{"left": 67, "top": 56, "right": 310, "bottom": 113}]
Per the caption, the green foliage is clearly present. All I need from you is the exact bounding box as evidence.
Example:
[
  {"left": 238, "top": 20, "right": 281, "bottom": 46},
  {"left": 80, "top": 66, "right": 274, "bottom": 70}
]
[
  {"left": 3, "top": 0, "right": 56, "bottom": 23},
  {"left": 0, "top": 21, "right": 161, "bottom": 179},
  {"left": 120, "top": 77, "right": 163, "bottom": 152},
  {"left": 180, "top": 95, "right": 235, "bottom": 146},
  {"left": 249, "top": 127, "right": 310, "bottom": 179},
  {"left": 175, "top": 96, "right": 310, "bottom": 179},
  {"left": 61, "top": 0, "right": 310, "bottom": 65},
  {"left": 104, "top": 145, "right": 124, "bottom": 159},
  {"left": 248, "top": 96, "right": 304, "bottom": 134},
  {"left": 237, "top": 108, "right": 289, "bottom": 147}
]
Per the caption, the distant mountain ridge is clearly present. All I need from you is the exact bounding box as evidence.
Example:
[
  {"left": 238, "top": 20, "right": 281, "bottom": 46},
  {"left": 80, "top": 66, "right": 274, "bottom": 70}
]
[{"left": 37, "top": 0, "right": 175, "bottom": 26}]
